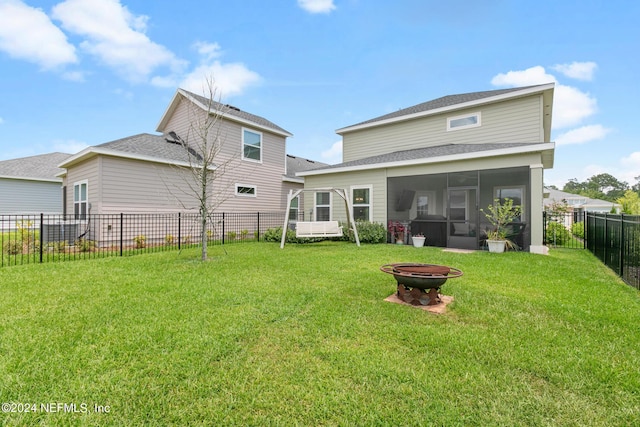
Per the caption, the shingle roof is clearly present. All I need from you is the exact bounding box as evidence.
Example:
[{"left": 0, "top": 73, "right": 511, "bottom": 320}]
[
  {"left": 341, "top": 85, "right": 547, "bottom": 130},
  {"left": 182, "top": 89, "right": 292, "bottom": 136},
  {"left": 0, "top": 152, "right": 71, "bottom": 181},
  {"left": 285, "top": 154, "right": 328, "bottom": 179},
  {"left": 302, "top": 142, "right": 547, "bottom": 173},
  {"left": 95, "top": 133, "right": 202, "bottom": 164}
]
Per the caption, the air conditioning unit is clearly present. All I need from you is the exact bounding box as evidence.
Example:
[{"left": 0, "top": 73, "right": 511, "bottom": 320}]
[{"left": 42, "top": 223, "right": 78, "bottom": 245}]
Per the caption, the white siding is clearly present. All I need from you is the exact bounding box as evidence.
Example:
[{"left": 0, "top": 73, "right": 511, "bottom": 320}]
[
  {"left": 343, "top": 95, "right": 543, "bottom": 162},
  {"left": 0, "top": 178, "right": 63, "bottom": 214}
]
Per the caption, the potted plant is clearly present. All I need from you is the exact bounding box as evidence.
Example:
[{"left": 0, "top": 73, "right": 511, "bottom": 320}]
[
  {"left": 388, "top": 221, "right": 406, "bottom": 244},
  {"left": 481, "top": 198, "right": 522, "bottom": 253},
  {"left": 411, "top": 233, "right": 426, "bottom": 247}
]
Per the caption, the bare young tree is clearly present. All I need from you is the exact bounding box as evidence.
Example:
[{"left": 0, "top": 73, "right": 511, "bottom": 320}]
[{"left": 168, "top": 77, "right": 237, "bottom": 261}]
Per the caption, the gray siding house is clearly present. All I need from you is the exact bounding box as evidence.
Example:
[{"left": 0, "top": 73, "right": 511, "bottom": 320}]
[
  {"left": 59, "top": 89, "right": 297, "bottom": 216},
  {"left": 0, "top": 152, "right": 71, "bottom": 215},
  {"left": 298, "top": 84, "right": 555, "bottom": 254}
]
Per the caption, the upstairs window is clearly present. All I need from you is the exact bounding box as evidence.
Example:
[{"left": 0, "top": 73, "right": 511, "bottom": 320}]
[
  {"left": 242, "top": 129, "right": 262, "bottom": 162},
  {"left": 447, "top": 112, "right": 481, "bottom": 131}
]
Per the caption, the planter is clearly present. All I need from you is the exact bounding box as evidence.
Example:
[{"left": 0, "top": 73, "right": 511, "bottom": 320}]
[
  {"left": 487, "top": 239, "right": 506, "bottom": 253},
  {"left": 412, "top": 236, "right": 426, "bottom": 247}
]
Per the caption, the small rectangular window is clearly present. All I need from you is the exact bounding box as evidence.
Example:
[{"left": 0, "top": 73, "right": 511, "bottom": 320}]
[
  {"left": 236, "top": 184, "right": 257, "bottom": 197},
  {"left": 242, "top": 129, "right": 262, "bottom": 162},
  {"left": 447, "top": 112, "right": 481, "bottom": 131}
]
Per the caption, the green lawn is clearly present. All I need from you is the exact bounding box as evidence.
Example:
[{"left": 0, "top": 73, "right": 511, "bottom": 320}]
[{"left": 1, "top": 242, "right": 639, "bottom": 426}]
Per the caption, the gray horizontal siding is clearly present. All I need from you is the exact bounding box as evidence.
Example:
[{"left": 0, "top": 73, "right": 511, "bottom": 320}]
[
  {"left": 0, "top": 178, "right": 63, "bottom": 214},
  {"left": 343, "top": 95, "right": 542, "bottom": 162}
]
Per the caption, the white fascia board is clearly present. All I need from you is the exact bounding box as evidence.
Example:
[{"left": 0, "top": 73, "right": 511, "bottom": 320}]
[
  {"left": 58, "top": 147, "right": 217, "bottom": 170},
  {"left": 337, "top": 83, "right": 556, "bottom": 134},
  {"left": 297, "top": 143, "right": 556, "bottom": 177},
  {"left": 0, "top": 175, "right": 62, "bottom": 183},
  {"left": 155, "top": 90, "right": 182, "bottom": 132},
  {"left": 177, "top": 89, "right": 292, "bottom": 138},
  {"left": 282, "top": 175, "right": 304, "bottom": 184}
]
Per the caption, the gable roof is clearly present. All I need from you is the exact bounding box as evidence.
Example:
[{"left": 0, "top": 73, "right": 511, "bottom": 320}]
[
  {"left": 544, "top": 187, "right": 619, "bottom": 209},
  {"left": 337, "top": 83, "right": 554, "bottom": 139},
  {"left": 297, "top": 142, "right": 555, "bottom": 176},
  {"left": 157, "top": 89, "right": 292, "bottom": 137},
  {"left": 58, "top": 133, "right": 205, "bottom": 170},
  {"left": 284, "top": 154, "right": 328, "bottom": 183},
  {"left": 0, "top": 152, "right": 71, "bottom": 182}
]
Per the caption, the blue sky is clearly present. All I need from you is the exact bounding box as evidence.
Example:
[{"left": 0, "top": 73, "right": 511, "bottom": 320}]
[{"left": 0, "top": 0, "right": 638, "bottom": 188}]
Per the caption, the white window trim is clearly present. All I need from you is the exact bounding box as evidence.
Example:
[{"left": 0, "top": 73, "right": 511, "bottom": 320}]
[
  {"left": 447, "top": 111, "right": 481, "bottom": 131},
  {"left": 315, "top": 191, "right": 332, "bottom": 221},
  {"left": 235, "top": 183, "right": 257, "bottom": 197},
  {"left": 73, "top": 180, "right": 88, "bottom": 219},
  {"left": 351, "top": 185, "right": 373, "bottom": 222},
  {"left": 494, "top": 185, "right": 526, "bottom": 222},
  {"left": 241, "top": 127, "right": 263, "bottom": 163},
  {"left": 288, "top": 195, "right": 300, "bottom": 222}
]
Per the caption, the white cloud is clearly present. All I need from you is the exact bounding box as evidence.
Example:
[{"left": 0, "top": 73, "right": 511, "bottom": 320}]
[
  {"left": 321, "top": 140, "right": 342, "bottom": 164},
  {"left": 0, "top": 0, "right": 77, "bottom": 69},
  {"left": 193, "top": 41, "right": 222, "bottom": 61},
  {"left": 552, "top": 61, "right": 597, "bottom": 81},
  {"left": 297, "top": 0, "right": 336, "bottom": 14},
  {"left": 52, "top": 0, "right": 185, "bottom": 83},
  {"left": 52, "top": 139, "right": 90, "bottom": 154},
  {"left": 178, "top": 62, "right": 262, "bottom": 98},
  {"left": 491, "top": 64, "right": 598, "bottom": 129},
  {"left": 491, "top": 65, "right": 556, "bottom": 87},
  {"left": 555, "top": 124, "right": 611, "bottom": 146},
  {"left": 620, "top": 152, "right": 640, "bottom": 169}
]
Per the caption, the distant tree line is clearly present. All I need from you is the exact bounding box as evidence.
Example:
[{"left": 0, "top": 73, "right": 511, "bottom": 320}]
[{"left": 547, "top": 173, "right": 640, "bottom": 215}]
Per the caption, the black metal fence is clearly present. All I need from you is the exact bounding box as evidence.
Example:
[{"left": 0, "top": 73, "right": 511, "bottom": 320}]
[
  {"left": 586, "top": 213, "right": 640, "bottom": 290},
  {"left": 543, "top": 211, "right": 586, "bottom": 249},
  {"left": 1, "top": 212, "right": 288, "bottom": 267}
]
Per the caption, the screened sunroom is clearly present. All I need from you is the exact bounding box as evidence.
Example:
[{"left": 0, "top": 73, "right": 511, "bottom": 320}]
[{"left": 387, "top": 166, "right": 531, "bottom": 250}]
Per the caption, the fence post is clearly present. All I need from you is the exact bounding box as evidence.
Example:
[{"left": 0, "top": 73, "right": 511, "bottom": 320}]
[
  {"left": 178, "top": 212, "right": 181, "bottom": 251},
  {"left": 257, "top": 212, "right": 260, "bottom": 242},
  {"left": 620, "top": 214, "right": 625, "bottom": 277},
  {"left": 39, "top": 213, "right": 44, "bottom": 264},
  {"left": 222, "top": 212, "right": 225, "bottom": 245},
  {"left": 119, "top": 213, "right": 124, "bottom": 256}
]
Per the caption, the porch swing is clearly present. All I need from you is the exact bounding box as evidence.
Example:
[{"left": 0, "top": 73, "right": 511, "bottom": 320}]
[{"left": 280, "top": 188, "right": 360, "bottom": 248}]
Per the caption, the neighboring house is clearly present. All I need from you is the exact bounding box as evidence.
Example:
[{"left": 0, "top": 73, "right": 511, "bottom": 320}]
[
  {"left": 56, "top": 88, "right": 308, "bottom": 244},
  {"left": 59, "top": 88, "right": 295, "bottom": 216},
  {"left": 544, "top": 187, "right": 620, "bottom": 228},
  {"left": 0, "top": 152, "right": 71, "bottom": 215},
  {"left": 297, "top": 84, "right": 555, "bottom": 254}
]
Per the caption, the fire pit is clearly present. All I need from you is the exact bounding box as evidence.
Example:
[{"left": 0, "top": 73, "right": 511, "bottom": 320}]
[{"left": 380, "top": 263, "right": 463, "bottom": 306}]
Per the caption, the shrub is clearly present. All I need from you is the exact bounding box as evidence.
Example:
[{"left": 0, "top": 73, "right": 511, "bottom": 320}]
[
  {"left": 571, "top": 221, "right": 585, "bottom": 239},
  {"left": 165, "top": 234, "right": 175, "bottom": 245},
  {"left": 262, "top": 227, "right": 323, "bottom": 244},
  {"left": 342, "top": 221, "right": 386, "bottom": 244},
  {"left": 227, "top": 231, "right": 237, "bottom": 240},
  {"left": 4, "top": 240, "right": 23, "bottom": 255},
  {"left": 75, "top": 238, "right": 95, "bottom": 252},
  {"left": 241, "top": 229, "right": 249, "bottom": 240},
  {"left": 545, "top": 222, "right": 571, "bottom": 245},
  {"left": 133, "top": 234, "right": 147, "bottom": 249}
]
